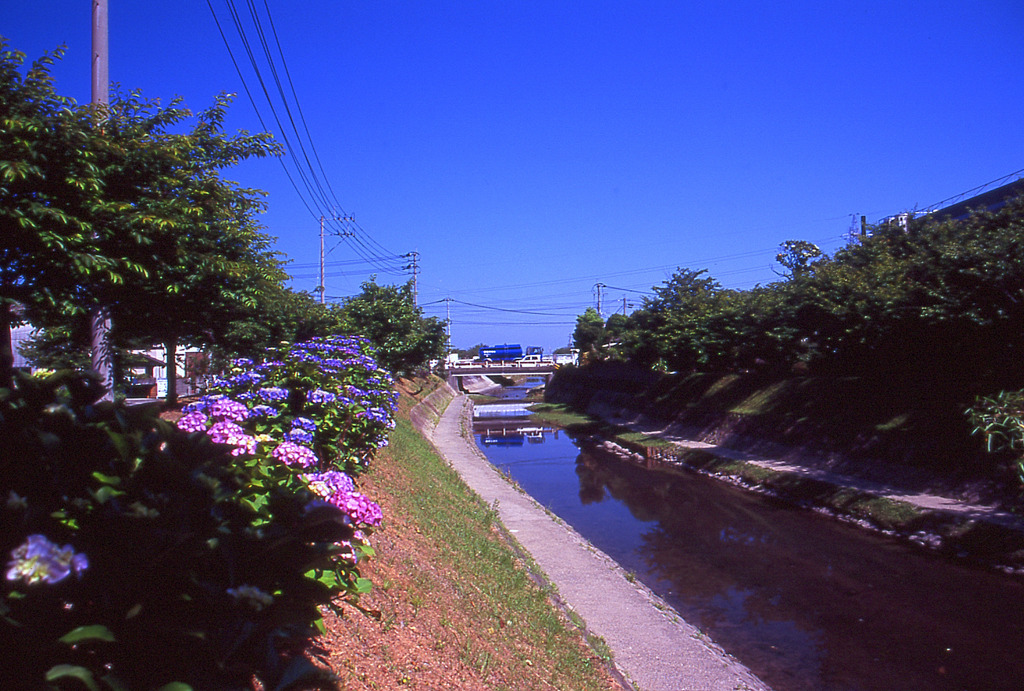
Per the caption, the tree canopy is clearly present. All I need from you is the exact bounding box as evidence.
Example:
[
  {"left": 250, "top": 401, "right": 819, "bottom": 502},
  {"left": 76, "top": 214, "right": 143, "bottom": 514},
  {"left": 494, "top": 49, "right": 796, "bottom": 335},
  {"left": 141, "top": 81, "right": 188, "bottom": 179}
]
[
  {"left": 334, "top": 279, "right": 447, "bottom": 377},
  {"left": 574, "top": 196, "right": 1024, "bottom": 399}
]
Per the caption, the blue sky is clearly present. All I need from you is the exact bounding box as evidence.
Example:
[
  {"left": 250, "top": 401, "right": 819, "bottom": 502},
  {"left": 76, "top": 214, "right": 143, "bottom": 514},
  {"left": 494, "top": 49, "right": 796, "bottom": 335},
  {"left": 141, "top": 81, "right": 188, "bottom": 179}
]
[{"left": 4, "top": 1, "right": 1023, "bottom": 353}]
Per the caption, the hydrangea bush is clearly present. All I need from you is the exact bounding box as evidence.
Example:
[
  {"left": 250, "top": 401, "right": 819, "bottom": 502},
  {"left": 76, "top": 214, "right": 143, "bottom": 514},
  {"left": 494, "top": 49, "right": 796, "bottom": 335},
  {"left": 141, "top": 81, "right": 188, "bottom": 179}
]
[
  {"left": 207, "top": 335, "right": 398, "bottom": 475},
  {"left": 0, "top": 334, "right": 398, "bottom": 690}
]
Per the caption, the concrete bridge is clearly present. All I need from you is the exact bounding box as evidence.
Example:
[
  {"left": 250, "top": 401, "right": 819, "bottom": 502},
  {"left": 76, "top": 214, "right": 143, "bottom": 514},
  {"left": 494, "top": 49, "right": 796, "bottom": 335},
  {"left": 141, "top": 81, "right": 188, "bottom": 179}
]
[{"left": 446, "top": 361, "right": 559, "bottom": 379}]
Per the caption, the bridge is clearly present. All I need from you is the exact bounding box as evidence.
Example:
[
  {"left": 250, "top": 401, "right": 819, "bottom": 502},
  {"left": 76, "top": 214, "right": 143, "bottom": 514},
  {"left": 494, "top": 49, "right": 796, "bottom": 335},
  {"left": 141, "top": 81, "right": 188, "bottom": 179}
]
[{"left": 446, "top": 361, "right": 559, "bottom": 379}]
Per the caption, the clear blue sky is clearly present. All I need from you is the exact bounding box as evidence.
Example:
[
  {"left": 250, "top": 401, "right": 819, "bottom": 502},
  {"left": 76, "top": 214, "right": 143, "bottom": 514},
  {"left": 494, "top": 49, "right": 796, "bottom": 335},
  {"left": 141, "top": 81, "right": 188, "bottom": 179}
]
[{"left": 4, "top": 1, "right": 1023, "bottom": 353}]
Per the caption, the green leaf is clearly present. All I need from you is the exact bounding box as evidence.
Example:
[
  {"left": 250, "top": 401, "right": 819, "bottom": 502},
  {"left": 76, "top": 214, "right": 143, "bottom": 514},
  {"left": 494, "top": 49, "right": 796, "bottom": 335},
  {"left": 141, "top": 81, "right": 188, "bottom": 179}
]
[
  {"left": 316, "top": 570, "right": 339, "bottom": 588},
  {"left": 156, "top": 684, "right": 193, "bottom": 691},
  {"left": 45, "top": 665, "right": 99, "bottom": 691},
  {"left": 59, "top": 624, "right": 116, "bottom": 645},
  {"left": 91, "top": 485, "right": 125, "bottom": 504},
  {"left": 91, "top": 471, "right": 121, "bottom": 485}
]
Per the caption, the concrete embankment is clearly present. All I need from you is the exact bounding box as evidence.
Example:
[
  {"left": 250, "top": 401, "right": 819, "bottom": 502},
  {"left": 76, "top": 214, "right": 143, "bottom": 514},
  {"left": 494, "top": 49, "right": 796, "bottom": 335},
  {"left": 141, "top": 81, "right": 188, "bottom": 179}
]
[
  {"left": 413, "top": 383, "right": 769, "bottom": 691},
  {"left": 542, "top": 363, "right": 1024, "bottom": 573}
]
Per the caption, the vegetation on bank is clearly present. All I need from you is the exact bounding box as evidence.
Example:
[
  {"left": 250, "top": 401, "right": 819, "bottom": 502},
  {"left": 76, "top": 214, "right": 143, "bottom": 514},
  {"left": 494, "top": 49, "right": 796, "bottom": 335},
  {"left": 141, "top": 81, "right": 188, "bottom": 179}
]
[
  {"left": 531, "top": 395, "right": 1024, "bottom": 573},
  {"left": 0, "top": 42, "right": 434, "bottom": 689},
  {"left": 1, "top": 336, "right": 399, "bottom": 689},
  {"left": 568, "top": 195, "right": 1024, "bottom": 493}
]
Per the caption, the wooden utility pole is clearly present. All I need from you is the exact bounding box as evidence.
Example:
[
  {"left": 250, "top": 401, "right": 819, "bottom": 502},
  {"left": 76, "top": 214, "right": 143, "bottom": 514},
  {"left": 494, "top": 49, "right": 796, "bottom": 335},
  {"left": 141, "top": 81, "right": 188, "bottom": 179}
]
[{"left": 90, "top": 0, "right": 113, "bottom": 400}]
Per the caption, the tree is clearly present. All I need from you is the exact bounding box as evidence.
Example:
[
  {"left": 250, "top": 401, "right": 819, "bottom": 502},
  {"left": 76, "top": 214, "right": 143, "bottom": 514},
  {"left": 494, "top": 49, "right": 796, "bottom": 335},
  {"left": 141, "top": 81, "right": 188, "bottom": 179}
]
[
  {"left": 0, "top": 43, "right": 144, "bottom": 387},
  {"left": 775, "top": 240, "right": 823, "bottom": 279},
  {"left": 641, "top": 268, "right": 725, "bottom": 372},
  {"left": 219, "top": 286, "right": 344, "bottom": 361},
  {"left": 93, "top": 90, "right": 282, "bottom": 403},
  {"left": 573, "top": 308, "right": 605, "bottom": 355},
  {"left": 0, "top": 45, "right": 283, "bottom": 400},
  {"left": 336, "top": 279, "right": 446, "bottom": 377}
]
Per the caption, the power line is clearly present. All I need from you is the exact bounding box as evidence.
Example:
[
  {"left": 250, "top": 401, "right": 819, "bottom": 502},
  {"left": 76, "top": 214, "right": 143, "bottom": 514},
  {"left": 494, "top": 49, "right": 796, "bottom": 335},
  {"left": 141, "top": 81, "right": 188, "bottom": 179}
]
[{"left": 207, "top": 0, "right": 410, "bottom": 281}]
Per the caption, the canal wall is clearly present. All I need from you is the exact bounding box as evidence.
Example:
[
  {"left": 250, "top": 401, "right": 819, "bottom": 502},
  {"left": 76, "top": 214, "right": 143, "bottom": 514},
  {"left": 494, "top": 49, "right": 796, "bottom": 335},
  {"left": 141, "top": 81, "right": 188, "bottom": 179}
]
[
  {"left": 544, "top": 362, "right": 1013, "bottom": 500},
  {"left": 408, "top": 378, "right": 459, "bottom": 437},
  {"left": 544, "top": 362, "right": 1024, "bottom": 573}
]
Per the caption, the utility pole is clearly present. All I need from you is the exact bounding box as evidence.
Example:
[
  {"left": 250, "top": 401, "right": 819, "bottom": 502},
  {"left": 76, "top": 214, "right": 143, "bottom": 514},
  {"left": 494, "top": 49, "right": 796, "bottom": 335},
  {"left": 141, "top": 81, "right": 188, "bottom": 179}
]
[
  {"left": 444, "top": 297, "right": 452, "bottom": 362},
  {"left": 404, "top": 251, "right": 420, "bottom": 305},
  {"left": 90, "top": 0, "right": 113, "bottom": 401},
  {"left": 318, "top": 214, "right": 354, "bottom": 303},
  {"left": 594, "top": 282, "right": 606, "bottom": 317},
  {"left": 318, "top": 216, "right": 326, "bottom": 304}
]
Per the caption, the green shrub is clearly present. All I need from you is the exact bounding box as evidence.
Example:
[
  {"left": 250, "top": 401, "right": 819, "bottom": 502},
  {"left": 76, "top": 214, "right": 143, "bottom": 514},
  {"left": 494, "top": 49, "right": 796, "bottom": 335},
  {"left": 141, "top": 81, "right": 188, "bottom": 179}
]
[{"left": 0, "top": 369, "right": 353, "bottom": 688}]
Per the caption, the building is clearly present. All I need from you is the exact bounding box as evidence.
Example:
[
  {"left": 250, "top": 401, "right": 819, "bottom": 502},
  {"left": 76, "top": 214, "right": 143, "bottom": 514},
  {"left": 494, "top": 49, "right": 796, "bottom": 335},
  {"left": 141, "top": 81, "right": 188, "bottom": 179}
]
[
  {"left": 927, "top": 177, "right": 1024, "bottom": 222},
  {"left": 876, "top": 176, "right": 1024, "bottom": 231}
]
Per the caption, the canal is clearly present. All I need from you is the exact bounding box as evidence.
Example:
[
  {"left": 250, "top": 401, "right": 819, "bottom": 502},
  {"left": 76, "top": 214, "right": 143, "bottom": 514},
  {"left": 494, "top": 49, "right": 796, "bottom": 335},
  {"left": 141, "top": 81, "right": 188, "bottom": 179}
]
[{"left": 473, "top": 422, "right": 1024, "bottom": 691}]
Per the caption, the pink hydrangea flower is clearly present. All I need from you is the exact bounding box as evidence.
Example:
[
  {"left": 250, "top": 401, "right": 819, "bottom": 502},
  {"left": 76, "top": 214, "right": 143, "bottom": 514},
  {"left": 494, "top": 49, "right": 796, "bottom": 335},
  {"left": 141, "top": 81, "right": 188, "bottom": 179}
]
[
  {"left": 271, "top": 441, "right": 317, "bottom": 468},
  {"left": 210, "top": 397, "right": 250, "bottom": 423},
  {"left": 207, "top": 421, "right": 257, "bottom": 457},
  {"left": 176, "top": 411, "right": 208, "bottom": 433},
  {"left": 329, "top": 491, "right": 383, "bottom": 526}
]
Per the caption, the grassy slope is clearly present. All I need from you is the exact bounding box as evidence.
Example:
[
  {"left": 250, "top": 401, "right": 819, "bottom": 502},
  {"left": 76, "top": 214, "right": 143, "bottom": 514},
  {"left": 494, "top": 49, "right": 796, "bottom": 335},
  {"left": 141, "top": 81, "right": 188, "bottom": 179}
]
[{"left": 320, "top": 378, "right": 621, "bottom": 690}]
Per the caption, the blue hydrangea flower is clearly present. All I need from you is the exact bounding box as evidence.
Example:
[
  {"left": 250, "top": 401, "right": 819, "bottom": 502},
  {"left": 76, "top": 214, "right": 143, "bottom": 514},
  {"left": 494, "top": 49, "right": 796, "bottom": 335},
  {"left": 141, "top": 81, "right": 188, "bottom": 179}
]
[
  {"left": 257, "top": 387, "right": 289, "bottom": 402},
  {"left": 285, "top": 428, "right": 315, "bottom": 444},
  {"left": 292, "top": 417, "right": 317, "bottom": 432},
  {"left": 307, "top": 389, "right": 337, "bottom": 405},
  {"left": 251, "top": 405, "right": 280, "bottom": 418}
]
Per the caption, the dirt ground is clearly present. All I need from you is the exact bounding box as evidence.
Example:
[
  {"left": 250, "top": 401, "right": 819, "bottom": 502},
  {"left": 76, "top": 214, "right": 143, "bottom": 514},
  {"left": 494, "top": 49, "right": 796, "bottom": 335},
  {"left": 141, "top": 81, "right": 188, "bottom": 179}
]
[{"left": 315, "top": 456, "right": 623, "bottom": 690}]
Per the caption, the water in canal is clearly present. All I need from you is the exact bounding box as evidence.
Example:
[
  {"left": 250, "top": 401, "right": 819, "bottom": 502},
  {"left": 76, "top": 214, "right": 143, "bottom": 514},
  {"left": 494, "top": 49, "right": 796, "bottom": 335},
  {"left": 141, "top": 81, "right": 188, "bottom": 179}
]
[{"left": 474, "top": 424, "right": 1024, "bottom": 691}]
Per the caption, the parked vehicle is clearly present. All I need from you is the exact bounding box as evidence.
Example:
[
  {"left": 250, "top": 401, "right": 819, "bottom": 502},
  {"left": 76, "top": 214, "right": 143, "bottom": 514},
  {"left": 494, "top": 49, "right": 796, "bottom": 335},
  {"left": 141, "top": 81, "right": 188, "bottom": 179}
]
[
  {"left": 479, "top": 344, "right": 523, "bottom": 361},
  {"left": 478, "top": 344, "right": 546, "bottom": 363}
]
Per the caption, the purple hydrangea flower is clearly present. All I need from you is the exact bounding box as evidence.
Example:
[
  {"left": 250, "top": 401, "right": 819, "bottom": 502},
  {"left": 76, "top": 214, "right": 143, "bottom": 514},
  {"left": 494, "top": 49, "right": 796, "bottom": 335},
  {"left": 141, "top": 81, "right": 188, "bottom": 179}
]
[
  {"left": 303, "top": 470, "right": 355, "bottom": 498},
  {"left": 292, "top": 417, "right": 317, "bottom": 432},
  {"left": 6, "top": 535, "right": 89, "bottom": 585}
]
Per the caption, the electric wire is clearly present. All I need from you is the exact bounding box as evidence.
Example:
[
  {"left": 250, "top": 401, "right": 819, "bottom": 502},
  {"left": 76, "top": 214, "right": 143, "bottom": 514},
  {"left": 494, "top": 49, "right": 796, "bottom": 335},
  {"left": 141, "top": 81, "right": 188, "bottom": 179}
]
[{"left": 207, "top": 0, "right": 409, "bottom": 281}]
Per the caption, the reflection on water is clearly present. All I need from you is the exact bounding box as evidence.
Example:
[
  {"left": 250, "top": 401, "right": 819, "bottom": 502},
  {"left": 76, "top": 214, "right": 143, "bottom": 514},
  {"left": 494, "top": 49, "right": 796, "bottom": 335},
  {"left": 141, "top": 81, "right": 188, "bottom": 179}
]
[{"left": 475, "top": 429, "right": 1024, "bottom": 691}]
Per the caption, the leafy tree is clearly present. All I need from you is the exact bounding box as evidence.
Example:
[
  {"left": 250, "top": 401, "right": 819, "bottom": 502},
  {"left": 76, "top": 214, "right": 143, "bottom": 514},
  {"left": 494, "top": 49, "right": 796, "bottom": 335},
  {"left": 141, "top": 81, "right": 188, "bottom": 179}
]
[
  {"left": 90, "top": 90, "right": 282, "bottom": 403},
  {"left": 572, "top": 307, "right": 605, "bottom": 355},
  {"left": 335, "top": 279, "right": 446, "bottom": 377},
  {"left": 641, "top": 268, "right": 725, "bottom": 372},
  {"left": 219, "top": 286, "right": 344, "bottom": 362},
  {"left": 775, "top": 240, "right": 823, "bottom": 279},
  {"left": 0, "top": 43, "right": 144, "bottom": 387},
  {"left": 0, "top": 42, "right": 290, "bottom": 401}
]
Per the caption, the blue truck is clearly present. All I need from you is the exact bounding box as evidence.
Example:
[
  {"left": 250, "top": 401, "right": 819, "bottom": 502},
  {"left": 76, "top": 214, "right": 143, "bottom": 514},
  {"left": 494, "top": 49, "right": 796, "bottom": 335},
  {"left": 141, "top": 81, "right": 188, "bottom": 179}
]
[{"left": 478, "top": 344, "right": 543, "bottom": 362}]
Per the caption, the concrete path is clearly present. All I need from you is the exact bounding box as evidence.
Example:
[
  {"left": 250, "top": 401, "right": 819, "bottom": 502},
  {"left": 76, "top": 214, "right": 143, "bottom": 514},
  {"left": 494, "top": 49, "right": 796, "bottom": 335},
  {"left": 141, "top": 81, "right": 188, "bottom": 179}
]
[{"left": 428, "top": 394, "right": 769, "bottom": 691}]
